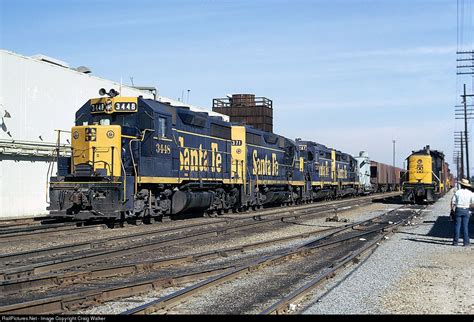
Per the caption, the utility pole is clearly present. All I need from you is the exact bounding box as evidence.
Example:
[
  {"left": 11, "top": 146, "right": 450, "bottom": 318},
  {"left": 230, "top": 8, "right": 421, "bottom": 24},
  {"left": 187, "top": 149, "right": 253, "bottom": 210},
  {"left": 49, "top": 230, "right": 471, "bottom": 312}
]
[
  {"left": 463, "top": 84, "right": 470, "bottom": 180},
  {"left": 453, "top": 151, "right": 461, "bottom": 180},
  {"left": 454, "top": 131, "right": 467, "bottom": 178},
  {"left": 392, "top": 140, "right": 396, "bottom": 167},
  {"left": 456, "top": 51, "right": 474, "bottom": 179}
]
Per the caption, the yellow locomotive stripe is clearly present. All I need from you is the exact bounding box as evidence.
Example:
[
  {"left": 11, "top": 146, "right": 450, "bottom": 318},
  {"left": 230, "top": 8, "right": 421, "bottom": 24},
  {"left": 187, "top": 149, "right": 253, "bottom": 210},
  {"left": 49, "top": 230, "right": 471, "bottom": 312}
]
[
  {"left": 138, "top": 177, "right": 181, "bottom": 184},
  {"left": 247, "top": 143, "right": 284, "bottom": 153},
  {"left": 311, "top": 181, "right": 359, "bottom": 186},
  {"left": 262, "top": 180, "right": 304, "bottom": 186},
  {"left": 174, "top": 129, "right": 230, "bottom": 142},
  {"left": 137, "top": 176, "right": 305, "bottom": 186},
  {"left": 174, "top": 130, "right": 284, "bottom": 153},
  {"left": 50, "top": 181, "right": 122, "bottom": 184}
]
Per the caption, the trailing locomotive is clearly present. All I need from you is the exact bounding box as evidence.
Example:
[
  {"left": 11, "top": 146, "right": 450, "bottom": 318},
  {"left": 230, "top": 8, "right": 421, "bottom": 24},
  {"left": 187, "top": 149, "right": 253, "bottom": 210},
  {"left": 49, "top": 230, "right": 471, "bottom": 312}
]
[
  {"left": 296, "top": 139, "right": 360, "bottom": 199},
  {"left": 47, "top": 91, "right": 406, "bottom": 222},
  {"left": 402, "top": 145, "right": 450, "bottom": 203}
]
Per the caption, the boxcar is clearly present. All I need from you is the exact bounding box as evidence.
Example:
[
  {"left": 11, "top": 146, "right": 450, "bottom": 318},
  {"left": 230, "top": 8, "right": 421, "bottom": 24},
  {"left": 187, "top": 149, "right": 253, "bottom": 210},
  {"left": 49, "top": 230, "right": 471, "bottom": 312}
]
[{"left": 370, "top": 161, "right": 402, "bottom": 192}]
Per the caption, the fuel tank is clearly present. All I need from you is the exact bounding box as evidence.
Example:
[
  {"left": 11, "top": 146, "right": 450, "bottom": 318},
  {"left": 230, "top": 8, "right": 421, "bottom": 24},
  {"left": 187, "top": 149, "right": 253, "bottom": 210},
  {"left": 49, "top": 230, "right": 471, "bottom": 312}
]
[{"left": 171, "top": 191, "right": 214, "bottom": 214}]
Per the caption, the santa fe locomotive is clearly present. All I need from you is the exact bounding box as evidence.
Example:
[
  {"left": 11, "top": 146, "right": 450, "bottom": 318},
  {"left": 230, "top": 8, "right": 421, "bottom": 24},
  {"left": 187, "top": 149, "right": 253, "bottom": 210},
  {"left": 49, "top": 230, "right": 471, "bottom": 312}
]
[
  {"left": 402, "top": 145, "right": 453, "bottom": 203},
  {"left": 47, "top": 92, "right": 408, "bottom": 222}
]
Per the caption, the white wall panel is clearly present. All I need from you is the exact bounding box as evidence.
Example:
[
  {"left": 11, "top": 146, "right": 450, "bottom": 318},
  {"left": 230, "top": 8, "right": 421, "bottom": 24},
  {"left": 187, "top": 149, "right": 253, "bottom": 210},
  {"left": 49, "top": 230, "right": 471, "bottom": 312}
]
[{"left": 0, "top": 50, "right": 153, "bottom": 218}]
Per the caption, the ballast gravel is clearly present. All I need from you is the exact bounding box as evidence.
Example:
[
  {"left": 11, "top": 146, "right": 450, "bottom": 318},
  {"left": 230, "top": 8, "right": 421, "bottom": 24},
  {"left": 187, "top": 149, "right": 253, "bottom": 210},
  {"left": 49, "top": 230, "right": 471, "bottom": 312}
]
[
  {"left": 72, "top": 203, "right": 396, "bottom": 314},
  {"left": 301, "top": 191, "right": 473, "bottom": 314}
]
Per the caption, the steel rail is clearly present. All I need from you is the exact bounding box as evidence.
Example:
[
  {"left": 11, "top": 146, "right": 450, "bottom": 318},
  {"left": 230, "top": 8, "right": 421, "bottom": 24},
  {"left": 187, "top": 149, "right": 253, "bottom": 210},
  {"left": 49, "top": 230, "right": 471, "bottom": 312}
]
[
  {"left": 0, "top": 198, "right": 376, "bottom": 280},
  {"left": 0, "top": 217, "right": 49, "bottom": 228},
  {"left": 4, "top": 206, "right": 397, "bottom": 294},
  {"left": 0, "top": 224, "right": 362, "bottom": 314},
  {"left": 0, "top": 267, "right": 234, "bottom": 314},
  {"left": 0, "top": 223, "right": 350, "bottom": 295},
  {"left": 0, "top": 208, "right": 404, "bottom": 314},
  {"left": 0, "top": 192, "right": 399, "bottom": 242},
  {"left": 0, "top": 223, "right": 104, "bottom": 242},
  {"left": 122, "top": 207, "right": 415, "bottom": 315},
  {"left": 260, "top": 234, "right": 386, "bottom": 315},
  {"left": 0, "top": 196, "right": 365, "bottom": 264},
  {"left": 259, "top": 207, "right": 423, "bottom": 314}
]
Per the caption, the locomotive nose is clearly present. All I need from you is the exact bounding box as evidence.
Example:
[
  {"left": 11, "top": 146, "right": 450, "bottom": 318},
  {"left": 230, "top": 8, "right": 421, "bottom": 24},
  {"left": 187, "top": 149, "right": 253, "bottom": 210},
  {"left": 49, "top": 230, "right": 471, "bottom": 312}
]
[{"left": 71, "top": 125, "right": 122, "bottom": 177}]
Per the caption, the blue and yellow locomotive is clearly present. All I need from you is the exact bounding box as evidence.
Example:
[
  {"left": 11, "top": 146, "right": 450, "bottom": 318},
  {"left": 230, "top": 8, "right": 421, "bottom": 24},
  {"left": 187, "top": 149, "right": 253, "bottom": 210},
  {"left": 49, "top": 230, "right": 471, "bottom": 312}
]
[
  {"left": 48, "top": 91, "right": 307, "bottom": 221},
  {"left": 50, "top": 90, "right": 407, "bottom": 222},
  {"left": 296, "top": 140, "right": 360, "bottom": 200}
]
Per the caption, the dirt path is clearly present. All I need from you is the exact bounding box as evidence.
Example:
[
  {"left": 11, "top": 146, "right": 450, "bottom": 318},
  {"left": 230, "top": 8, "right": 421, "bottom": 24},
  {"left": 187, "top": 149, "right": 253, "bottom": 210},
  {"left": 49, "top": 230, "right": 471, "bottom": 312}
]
[{"left": 381, "top": 245, "right": 473, "bottom": 314}]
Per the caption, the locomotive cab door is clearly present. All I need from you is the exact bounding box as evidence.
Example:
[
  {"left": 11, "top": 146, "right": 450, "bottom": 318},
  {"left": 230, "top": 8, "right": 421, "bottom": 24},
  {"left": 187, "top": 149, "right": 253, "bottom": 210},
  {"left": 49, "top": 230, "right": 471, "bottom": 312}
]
[{"left": 154, "top": 113, "right": 174, "bottom": 179}]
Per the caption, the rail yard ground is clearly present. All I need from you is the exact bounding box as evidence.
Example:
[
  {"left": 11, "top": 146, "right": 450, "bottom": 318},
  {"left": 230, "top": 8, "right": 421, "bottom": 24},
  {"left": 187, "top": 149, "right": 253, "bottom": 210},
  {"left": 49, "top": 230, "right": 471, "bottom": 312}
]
[
  {"left": 302, "top": 190, "right": 473, "bottom": 315},
  {"left": 0, "top": 192, "right": 472, "bottom": 315}
]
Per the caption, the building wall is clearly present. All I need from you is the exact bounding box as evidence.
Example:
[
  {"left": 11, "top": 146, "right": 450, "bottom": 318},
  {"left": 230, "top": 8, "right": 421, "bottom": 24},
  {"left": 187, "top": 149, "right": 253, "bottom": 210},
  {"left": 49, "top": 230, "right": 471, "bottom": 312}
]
[{"left": 0, "top": 50, "right": 157, "bottom": 219}]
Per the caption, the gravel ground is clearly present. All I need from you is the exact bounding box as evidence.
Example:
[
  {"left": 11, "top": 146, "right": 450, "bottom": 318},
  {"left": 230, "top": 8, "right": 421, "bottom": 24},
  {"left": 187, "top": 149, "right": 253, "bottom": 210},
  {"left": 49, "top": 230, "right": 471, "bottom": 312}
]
[
  {"left": 0, "top": 199, "right": 385, "bottom": 256},
  {"left": 1, "top": 202, "right": 391, "bottom": 271},
  {"left": 69, "top": 202, "right": 396, "bottom": 314},
  {"left": 301, "top": 190, "right": 473, "bottom": 315}
]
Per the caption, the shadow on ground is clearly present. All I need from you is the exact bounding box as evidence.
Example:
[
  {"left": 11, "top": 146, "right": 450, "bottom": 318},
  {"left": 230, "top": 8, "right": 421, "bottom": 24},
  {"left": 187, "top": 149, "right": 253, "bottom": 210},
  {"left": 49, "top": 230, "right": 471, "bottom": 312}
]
[
  {"left": 371, "top": 195, "right": 405, "bottom": 205},
  {"left": 399, "top": 215, "right": 474, "bottom": 245}
]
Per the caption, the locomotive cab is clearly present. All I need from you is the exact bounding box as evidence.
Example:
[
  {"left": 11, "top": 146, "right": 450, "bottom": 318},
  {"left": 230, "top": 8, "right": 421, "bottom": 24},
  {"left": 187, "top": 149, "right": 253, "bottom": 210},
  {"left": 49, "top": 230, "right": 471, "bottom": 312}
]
[{"left": 48, "top": 94, "right": 151, "bottom": 220}]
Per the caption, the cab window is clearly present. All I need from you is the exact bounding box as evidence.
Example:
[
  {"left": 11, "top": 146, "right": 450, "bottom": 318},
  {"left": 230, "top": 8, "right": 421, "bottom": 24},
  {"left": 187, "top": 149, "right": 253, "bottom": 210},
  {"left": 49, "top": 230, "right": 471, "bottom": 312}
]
[{"left": 158, "top": 117, "right": 167, "bottom": 137}]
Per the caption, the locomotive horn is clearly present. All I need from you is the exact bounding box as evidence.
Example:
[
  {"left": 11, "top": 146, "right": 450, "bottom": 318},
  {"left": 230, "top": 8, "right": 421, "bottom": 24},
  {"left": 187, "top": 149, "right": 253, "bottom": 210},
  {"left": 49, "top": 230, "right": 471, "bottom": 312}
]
[
  {"left": 109, "top": 88, "right": 120, "bottom": 97},
  {"left": 99, "top": 88, "right": 107, "bottom": 96}
]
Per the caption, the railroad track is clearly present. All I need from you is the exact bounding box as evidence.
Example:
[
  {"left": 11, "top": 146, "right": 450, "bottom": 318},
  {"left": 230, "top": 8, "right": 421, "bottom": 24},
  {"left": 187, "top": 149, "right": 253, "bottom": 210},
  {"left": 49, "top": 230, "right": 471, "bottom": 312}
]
[
  {"left": 0, "top": 193, "right": 393, "bottom": 280},
  {"left": 0, "top": 217, "right": 49, "bottom": 229},
  {"left": 0, "top": 222, "right": 105, "bottom": 243},
  {"left": 0, "top": 198, "right": 372, "bottom": 282},
  {"left": 258, "top": 211, "right": 422, "bottom": 315},
  {"left": 0, "top": 201, "right": 420, "bottom": 314},
  {"left": 122, "top": 204, "right": 426, "bottom": 314},
  {"left": 0, "top": 192, "right": 399, "bottom": 242},
  {"left": 122, "top": 204, "right": 424, "bottom": 314},
  {"left": 0, "top": 224, "right": 345, "bottom": 295}
]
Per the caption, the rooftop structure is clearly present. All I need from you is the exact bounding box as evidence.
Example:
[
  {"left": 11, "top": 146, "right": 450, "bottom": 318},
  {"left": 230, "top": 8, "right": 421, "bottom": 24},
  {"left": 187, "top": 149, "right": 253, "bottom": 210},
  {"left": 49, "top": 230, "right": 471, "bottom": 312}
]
[{"left": 212, "top": 94, "right": 273, "bottom": 132}]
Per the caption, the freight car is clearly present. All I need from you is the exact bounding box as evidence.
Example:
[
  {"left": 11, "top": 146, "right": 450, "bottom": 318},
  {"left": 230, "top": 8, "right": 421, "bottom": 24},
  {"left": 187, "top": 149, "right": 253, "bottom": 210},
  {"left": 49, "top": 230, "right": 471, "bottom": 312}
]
[
  {"left": 402, "top": 145, "right": 449, "bottom": 203},
  {"left": 370, "top": 161, "right": 402, "bottom": 192}
]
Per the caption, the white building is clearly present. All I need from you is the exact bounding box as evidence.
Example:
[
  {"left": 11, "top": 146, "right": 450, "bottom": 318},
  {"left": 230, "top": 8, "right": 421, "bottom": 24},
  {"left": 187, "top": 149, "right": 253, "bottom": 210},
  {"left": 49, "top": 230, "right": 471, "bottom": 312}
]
[{"left": 0, "top": 50, "right": 226, "bottom": 219}]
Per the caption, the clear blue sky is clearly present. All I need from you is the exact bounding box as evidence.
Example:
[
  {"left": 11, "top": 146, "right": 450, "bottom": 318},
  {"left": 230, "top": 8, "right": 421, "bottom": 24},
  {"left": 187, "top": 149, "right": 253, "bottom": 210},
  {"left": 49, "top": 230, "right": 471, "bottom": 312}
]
[{"left": 1, "top": 0, "right": 468, "bottom": 171}]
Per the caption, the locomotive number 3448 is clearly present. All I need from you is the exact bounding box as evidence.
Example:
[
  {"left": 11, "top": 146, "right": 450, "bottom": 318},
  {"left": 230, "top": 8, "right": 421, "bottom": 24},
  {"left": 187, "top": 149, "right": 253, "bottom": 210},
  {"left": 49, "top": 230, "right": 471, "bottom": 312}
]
[{"left": 156, "top": 143, "right": 171, "bottom": 154}]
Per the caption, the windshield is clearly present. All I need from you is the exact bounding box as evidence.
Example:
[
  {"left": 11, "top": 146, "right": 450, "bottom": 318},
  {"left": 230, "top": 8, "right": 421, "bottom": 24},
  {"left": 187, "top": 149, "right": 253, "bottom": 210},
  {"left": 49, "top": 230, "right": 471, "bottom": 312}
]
[{"left": 76, "top": 114, "right": 137, "bottom": 127}]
